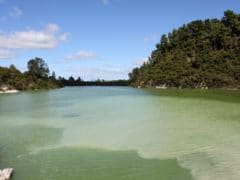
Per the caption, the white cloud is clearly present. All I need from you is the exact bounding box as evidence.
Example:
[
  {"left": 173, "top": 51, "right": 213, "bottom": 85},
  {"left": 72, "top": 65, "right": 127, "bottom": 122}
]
[
  {"left": 9, "top": 6, "right": 23, "bottom": 18},
  {"left": 101, "top": 0, "right": 110, "bottom": 5},
  {"left": 65, "top": 50, "right": 97, "bottom": 60},
  {"left": 0, "top": 49, "right": 14, "bottom": 59},
  {"left": 0, "top": 24, "right": 68, "bottom": 49}
]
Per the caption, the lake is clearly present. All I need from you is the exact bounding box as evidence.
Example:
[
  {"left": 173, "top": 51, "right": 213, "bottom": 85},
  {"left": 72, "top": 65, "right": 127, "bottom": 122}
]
[{"left": 0, "top": 87, "right": 240, "bottom": 180}]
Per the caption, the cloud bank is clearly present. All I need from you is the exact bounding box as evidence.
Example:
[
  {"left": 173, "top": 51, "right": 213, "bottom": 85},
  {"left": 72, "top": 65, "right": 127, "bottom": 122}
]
[
  {"left": 0, "top": 24, "right": 68, "bottom": 59},
  {"left": 0, "top": 24, "right": 67, "bottom": 49}
]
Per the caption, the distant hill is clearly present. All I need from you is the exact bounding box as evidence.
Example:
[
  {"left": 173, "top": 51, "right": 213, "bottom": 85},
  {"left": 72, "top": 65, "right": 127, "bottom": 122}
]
[{"left": 129, "top": 10, "right": 240, "bottom": 89}]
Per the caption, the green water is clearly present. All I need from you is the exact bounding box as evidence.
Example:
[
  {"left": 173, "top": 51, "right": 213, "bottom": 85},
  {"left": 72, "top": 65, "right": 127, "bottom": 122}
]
[{"left": 0, "top": 87, "right": 240, "bottom": 180}]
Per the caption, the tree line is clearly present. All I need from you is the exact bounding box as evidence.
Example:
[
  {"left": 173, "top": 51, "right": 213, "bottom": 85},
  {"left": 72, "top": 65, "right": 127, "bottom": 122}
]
[
  {"left": 0, "top": 57, "right": 129, "bottom": 91},
  {"left": 129, "top": 10, "right": 240, "bottom": 89},
  {"left": 0, "top": 58, "right": 62, "bottom": 90},
  {"left": 58, "top": 77, "right": 129, "bottom": 86}
]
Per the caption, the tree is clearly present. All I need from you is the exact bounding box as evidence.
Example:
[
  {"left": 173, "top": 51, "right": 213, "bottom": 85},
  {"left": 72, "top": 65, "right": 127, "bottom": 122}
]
[
  {"left": 51, "top": 71, "right": 56, "bottom": 80},
  {"left": 159, "top": 34, "right": 169, "bottom": 54},
  {"left": 222, "top": 10, "right": 240, "bottom": 35},
  {"left": 68, "top": 76, "right": 75, "bottom": 85},
  {"left": 76, "top": 77, "right": 82, "bottom": 84},
  {"left": 27, "top": 57, "right": 49, "bottom": 79},
  {"left": 128, "top": 67, "right": 139, "bottom": 84},
  {"left": 9, "top": 64, "right": 17, "bottom": 70}
]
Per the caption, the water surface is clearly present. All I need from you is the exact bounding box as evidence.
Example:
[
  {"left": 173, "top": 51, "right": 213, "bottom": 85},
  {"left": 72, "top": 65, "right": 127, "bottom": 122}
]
[{"left": 0, "top": 87, "right": 240, "bottom": 180}]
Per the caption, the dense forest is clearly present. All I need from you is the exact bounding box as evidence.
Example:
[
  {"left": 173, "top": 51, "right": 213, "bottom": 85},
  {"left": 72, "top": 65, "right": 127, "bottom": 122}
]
[
  {"left": 0, "top": 58, "right": 62, "bottom": 91},
  {"left": 129, "top": 10, "right": 240, "bottom": 89}
]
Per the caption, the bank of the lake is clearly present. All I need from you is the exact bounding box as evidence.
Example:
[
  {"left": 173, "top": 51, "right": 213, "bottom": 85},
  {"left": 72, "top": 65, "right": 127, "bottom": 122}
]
[{"left": 0, "top": 87, "right": 240, "bottom": 180}]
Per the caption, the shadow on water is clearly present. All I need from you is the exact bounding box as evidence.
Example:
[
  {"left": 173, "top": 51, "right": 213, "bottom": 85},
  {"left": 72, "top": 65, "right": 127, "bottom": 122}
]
[
  {"left": 11, "top": 148, "right": 193, "bottom": 180},
  {"left": 0, "top": 125, "right": 193, "bottom": 180},
  {"left": 0, "top": 125, "right": 63, "bottom": 161},
  {"left": 143, "top": 88, "right": 240, "bottom": 103}
]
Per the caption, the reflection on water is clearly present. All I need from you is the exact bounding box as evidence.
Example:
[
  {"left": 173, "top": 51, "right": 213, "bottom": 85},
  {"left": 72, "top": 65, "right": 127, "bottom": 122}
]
[{"left": 0, "top": 87, "right": 240, "bottom": 180}]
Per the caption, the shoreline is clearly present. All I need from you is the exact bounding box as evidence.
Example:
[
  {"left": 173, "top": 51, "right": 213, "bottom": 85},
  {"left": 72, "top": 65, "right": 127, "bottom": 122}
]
[
  {"left": 0, "top": 86, "right": 239, "bottom": 94},
  {"left": 135, "top": 86, "right": 240, "bottom": 91},
  {"left": 0, "top": 90, "right": 19, "bottom": 94}
]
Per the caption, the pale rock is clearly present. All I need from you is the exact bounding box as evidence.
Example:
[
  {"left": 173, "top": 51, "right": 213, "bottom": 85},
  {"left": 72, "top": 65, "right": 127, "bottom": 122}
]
[{"left": 0, "top": 168, "right": 13, "bottom": 180}]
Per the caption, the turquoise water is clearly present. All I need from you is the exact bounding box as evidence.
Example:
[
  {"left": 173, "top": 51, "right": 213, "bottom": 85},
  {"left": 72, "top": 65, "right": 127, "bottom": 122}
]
[{"left": 0, "top": 87, "right": 240, "bottom": 180}]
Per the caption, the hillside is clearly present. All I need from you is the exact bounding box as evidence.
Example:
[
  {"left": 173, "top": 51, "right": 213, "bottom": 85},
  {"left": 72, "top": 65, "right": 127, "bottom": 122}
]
[{"left": 129, "top": 10, "right": 240, "bottom": 89}]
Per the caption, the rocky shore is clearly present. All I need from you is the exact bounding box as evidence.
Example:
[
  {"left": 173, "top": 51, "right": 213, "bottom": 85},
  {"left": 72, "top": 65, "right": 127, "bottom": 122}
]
[
  {"left": 0, "top": 85, "right": 19, "bottom": 94},
  {"left": 0, "top": 168, "right": 13, "bottom": 180}
]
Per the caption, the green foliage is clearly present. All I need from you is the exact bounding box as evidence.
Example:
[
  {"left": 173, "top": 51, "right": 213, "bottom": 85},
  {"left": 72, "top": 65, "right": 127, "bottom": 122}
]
[
  {"left": 0, "top": 58, "right": 62, "bottom": 90},
  {"left": 27, "top": 57, "right": 49, "bottom": 79},
  {"left": 129, "top": 10, "right": 240, "bottom": 89}
]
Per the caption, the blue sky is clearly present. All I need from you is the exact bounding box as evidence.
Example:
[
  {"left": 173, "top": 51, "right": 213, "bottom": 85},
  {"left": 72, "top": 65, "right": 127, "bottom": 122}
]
[{"left": 0, "top": 0, "right": 239, "bottom": 80}]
